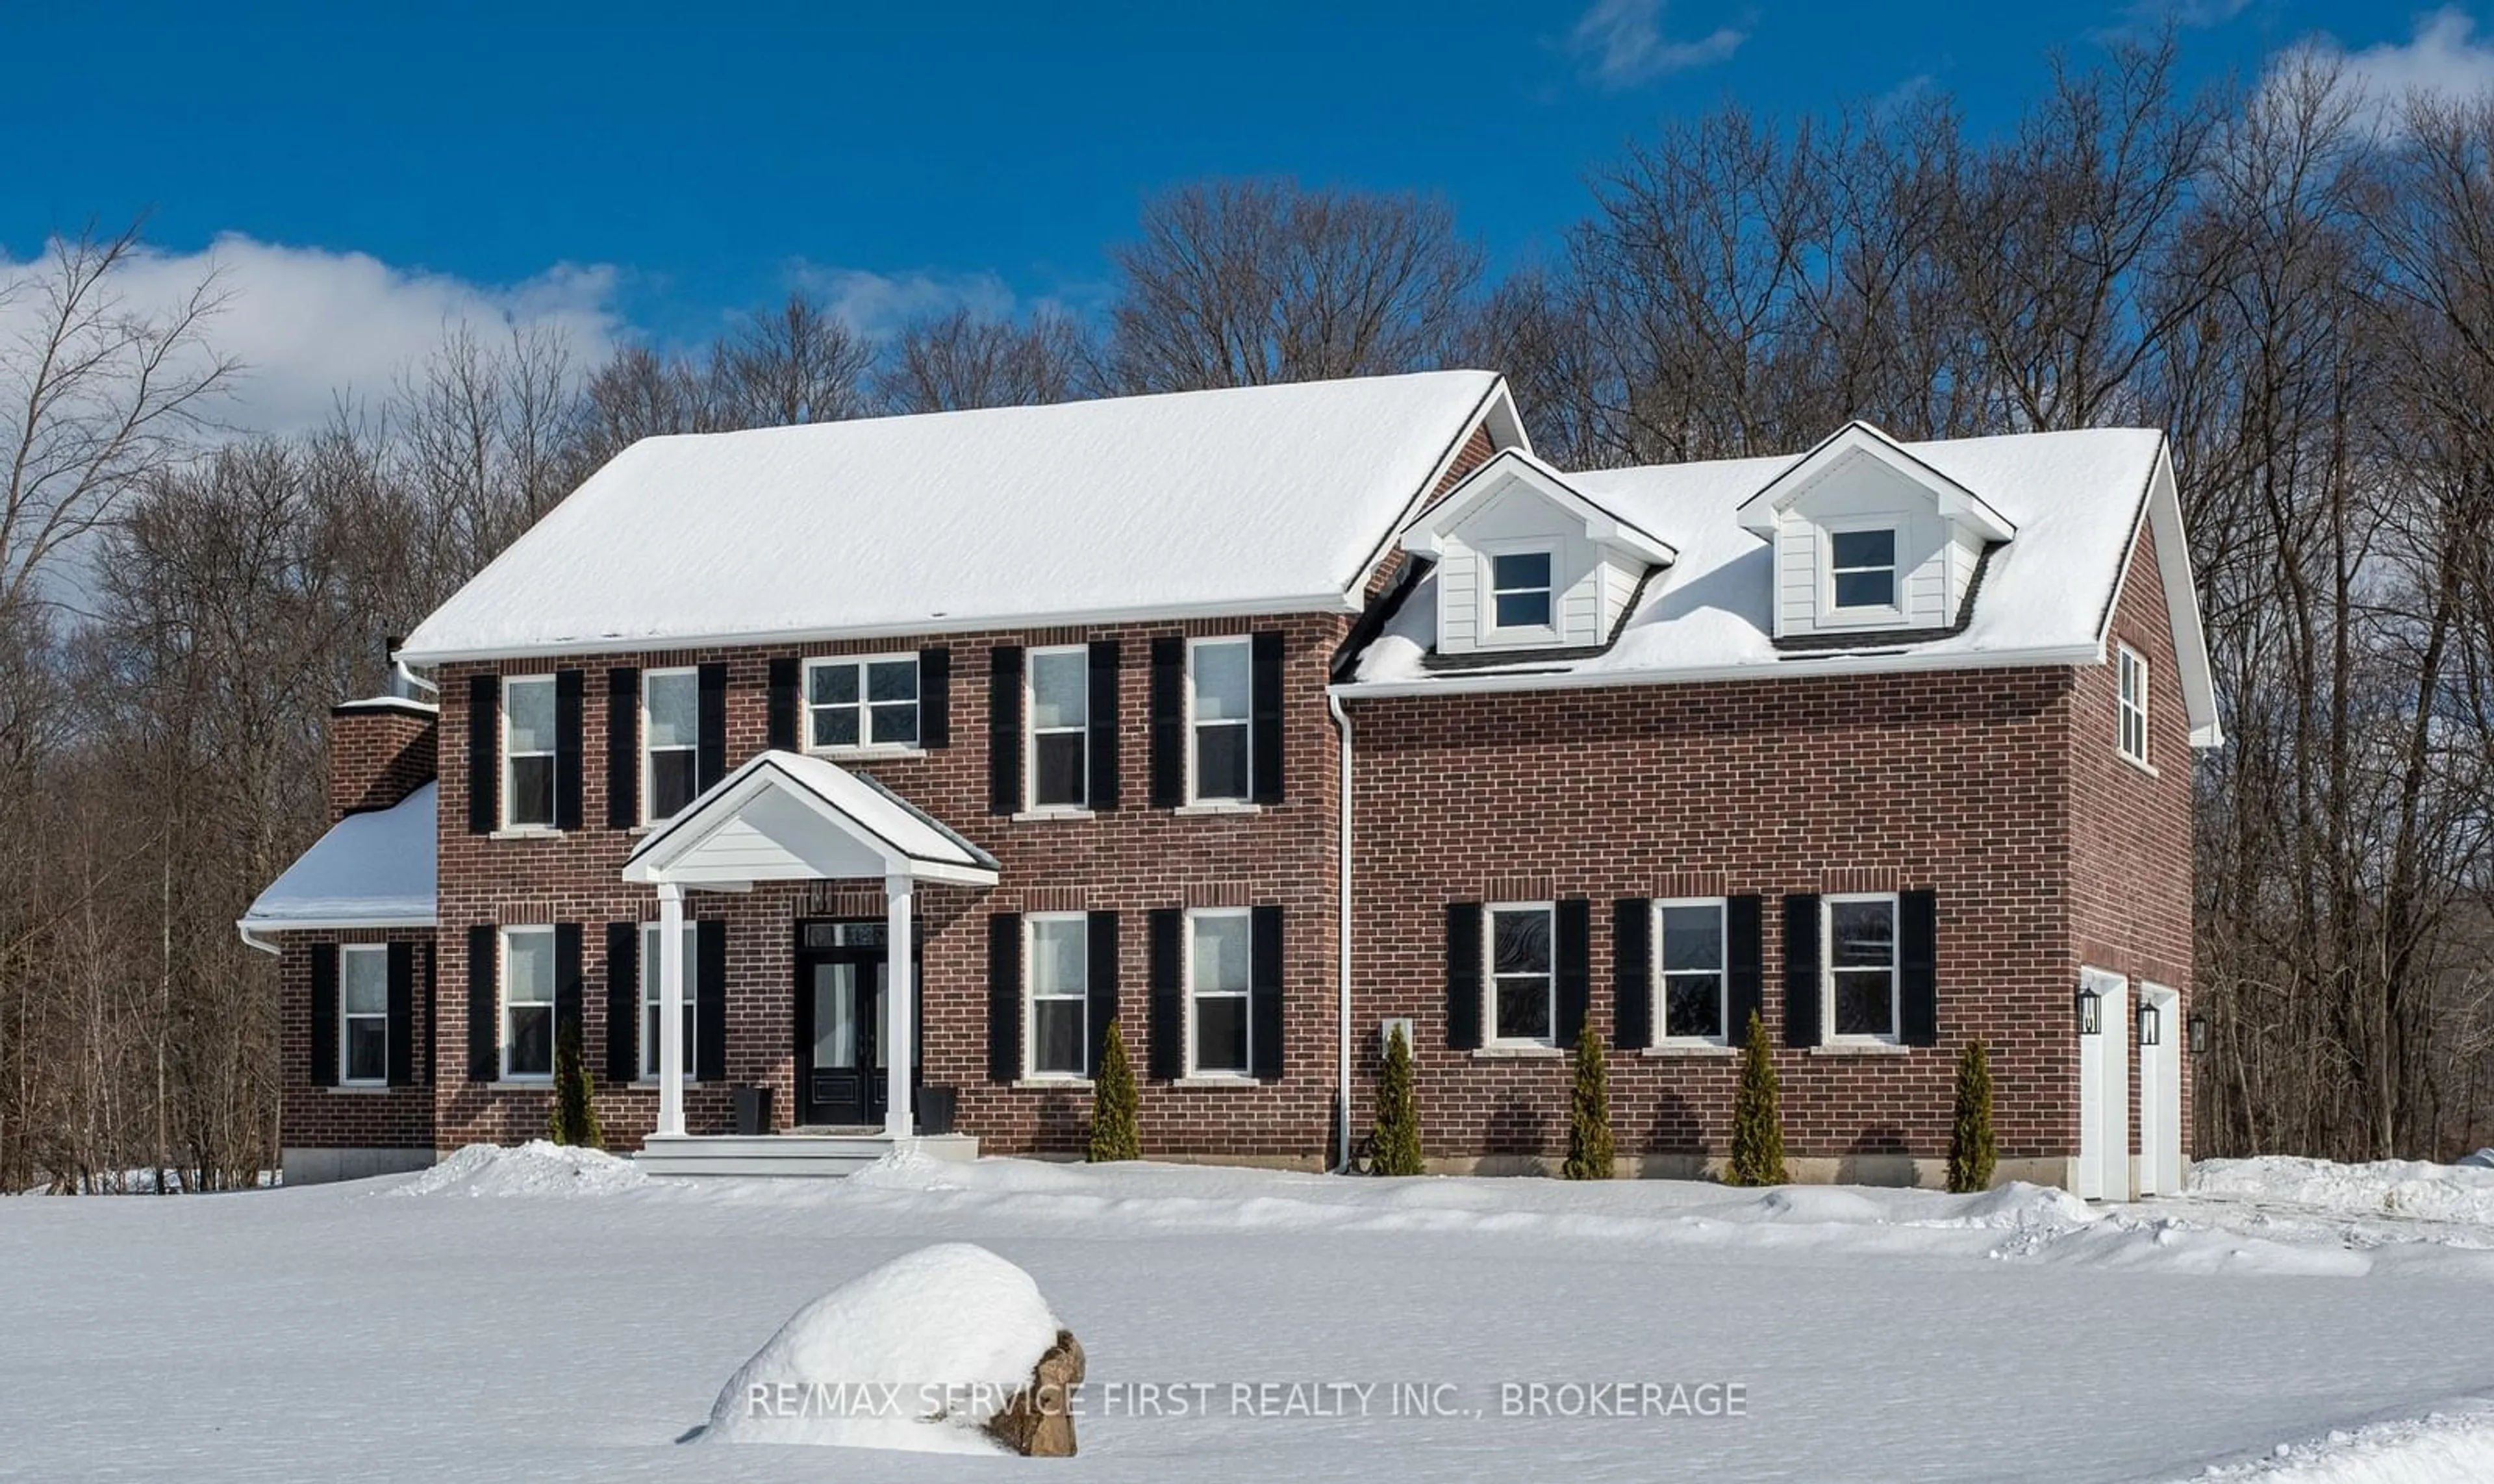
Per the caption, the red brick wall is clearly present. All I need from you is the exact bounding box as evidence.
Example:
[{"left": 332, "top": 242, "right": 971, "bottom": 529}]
[
  {"left": 2068, "top": 519, "right": 2198, "bottom": 1155},
  {"left": 1342, "top": 665, "right": 2084, "bottom": 1168},
  {"left": 276, "top": 930, "right": 438, "bottom": 1150},
  {"left": 328, "top": 703, "right": 437, "bottom": 822}
]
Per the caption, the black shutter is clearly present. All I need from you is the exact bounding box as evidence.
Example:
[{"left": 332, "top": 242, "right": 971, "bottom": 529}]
[
  {"left": 767, "top": 657, "right": 800, "bottom": 752},
  {"left": 309, "top": 943, "right": 339, "bottom": 1088},
  {"left": 1250, "top": 630, "right": 1284, "bottom": 804},
  {"left": 466, "top": 924, "right": 499, "bottom": 1081},
  {"left": 1087, "top": 640, "right": 1121, "bottom": 812},
  {"left": 919, "top": 646, "right": 951, "bottom": 749},
  {"left": 1727, "top": 895, "right": 1765, "bottom": 1044},
  {"left": 1086, "top": 911, "right": 1120, "bottom": 1075},
  {"left": 466, "top": 674, "right": 498, "bottom": 833},
  {"left": 386, "top": 942, "right": 415, "bottom": 1086},
  {"left": 989, "top": 646, "right": 1024, "bottom": 814},
  {"left": 554, "top": 924, "right": 584, "bottom": 1058},
  {"left": 1900, "top": 890, "right": 1939, "bottom": 1046},
  {"left": 1147, "top": 907, "right": 1184, "bottom": 1081},
  {"left": 1445, "top": 902, "right": 1483, "bottom": 1051},
  {"left": 1782, "top": 894, "right": 1822, "bottom": 1049},
  {"left": 987, "top": 912, "right": 1023, "bottom": 1081},
  {"left": 1556, "top": 898, "right": 1592, "bottom": 1048},
  {"left": 1612, "top": 899, "right": 1652, "bottom": 1051},
  {"left": 606, "top": 667, "right": 639, "bottom": 828},
  {"left": 1149, "top": 636, "right": 1186, "bottom": 809},
  {"left": 554, "top": 669, "right": 585, "bottom": 831},
  {"left": 696, "top": 918, "right": 727, "bottom": 1083},
  {"left": 1250, "top": 904, "right": 1285, "bottom": 1080},
  {"left": 605, "top": 923, "right": 639, "bottom": 1085},
  {"left": 696, "top": 662, "right": 729, "bottom": 790}
]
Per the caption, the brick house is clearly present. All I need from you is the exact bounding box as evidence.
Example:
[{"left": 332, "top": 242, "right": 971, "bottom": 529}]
[{"left": 242, "top": 372, "right": 2218, "bottom": 1195}]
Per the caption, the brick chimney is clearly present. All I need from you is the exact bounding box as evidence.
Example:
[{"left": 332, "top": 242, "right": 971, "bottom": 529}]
[{"left": 329, "top": 696, "right": 438, "bottom": 823}]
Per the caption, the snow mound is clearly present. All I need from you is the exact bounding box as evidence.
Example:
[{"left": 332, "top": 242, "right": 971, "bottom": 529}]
[
  {"left": 394, "top": 1141, "right": 648, "bottom": 1199},
  {"left": 1754, "top": 1186, "right": 1888, "bottom": 1224},
  {"left": 703, "top": 1242, "right": 1063, "bottom": 1455},
  {"left": 2180, "top": 1407, "right": 2494, "bottom": 1483},
  {"left": 2192, "top": 1156, "right": 2494, "bottom": 1227},
  {"left": 1908, "top": 1181, "right": 2097, "bottom": 1233},
  {"left": 842, "top": 1146, "right": 973, "bottom": 1192}
]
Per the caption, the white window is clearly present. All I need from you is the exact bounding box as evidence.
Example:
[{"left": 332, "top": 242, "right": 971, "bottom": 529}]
[
  {"left": 1026, "top": 914, "right": 1089, "bottom": 1077},
  {"left": 501, "top": 927, "right": 556, "bottom": 1079},
  {"left": 1827, "top": 526, "right": 1898, "bottom": 612},
  {"left": 1824, "top": 894, "right": 1899, "bottom": 1044},
  {"left": 638, "top": 924, "right": 701, "bottom": 1081},
  {"left": 1188, "top": 638, "right": 1252, "bottom": 803},
  {"left": 1188, "top": 909, "right": 1252, "bottom": 1075},
  {"left": 1487, "top": 903, "right": 1556, "bottom": 1046},
  {"left": 1027, "top": 646, "right": 1089, "bottom": 809},
  {"left": 1487, "top": 549, "right": 1556, "bottom": 633},
  {"left": 642, "top": 668, "right": 698, "bottom": 822},
  {"left": 340, "top": 946, "right": 390, "bottom": 1085},
  {"left": 805, "top": 655, "right": 920, "bottom": 752},
  {"left": 1655, "top": 899, "right": 1728, "bottom": 1045},
  {"left": 502, "top": 675, "right": 557, "bottom": 829},
  {"left": 2118, "top": 644, "right": 2150, "bottom": 768}
]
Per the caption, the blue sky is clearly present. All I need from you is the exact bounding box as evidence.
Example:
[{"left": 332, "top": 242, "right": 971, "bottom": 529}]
[{"left": 4, "top": 0, "right": 2489, "bottom": 427}]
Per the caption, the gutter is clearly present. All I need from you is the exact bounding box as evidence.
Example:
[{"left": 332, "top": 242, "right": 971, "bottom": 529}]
[
  {"left": 237, "top": 922, "right": 281, "bottom": 956},
  {"left": 1333, "top": 642, "right": 2109, "bottom": 702},
  {"left": 1328, "top": 690, "right": 1356, "bottom": 1173}
]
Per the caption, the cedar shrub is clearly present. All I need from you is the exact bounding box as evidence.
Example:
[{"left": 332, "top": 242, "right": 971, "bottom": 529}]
[
  {"left": 1372, "top": 1022, "right": 1424, "bottom": 1176},
  {"left": 1087, "top": 1020, "right": 1140, "bottom": 1163},
  {"left": 547, "top": 1021, "right": 603, "bottom": 1150},
  {"left": 1947, "top": 1038, "right": 1998, "bottom": 1193},
  {"left": 1724, "top": 1009, "right": 1788, "bottom": 1186},
  {"left": 1562, "top": 1020, "right": 1616, "bottom": 1179}
]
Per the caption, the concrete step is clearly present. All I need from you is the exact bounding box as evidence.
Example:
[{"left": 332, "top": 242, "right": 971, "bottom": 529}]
[{"left": 633, "top": 1132, "right": 977, "bottom": 1178}]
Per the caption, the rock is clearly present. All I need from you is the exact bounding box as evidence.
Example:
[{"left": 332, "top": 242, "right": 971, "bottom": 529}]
[{"left": 982, "top": 1329, "right": 1087, "bottom": 1457}]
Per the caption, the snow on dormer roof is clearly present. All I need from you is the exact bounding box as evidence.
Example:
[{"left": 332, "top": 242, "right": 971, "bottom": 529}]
[{"left": 1734, "top": 420, "right": 2019, "bottom": 543}]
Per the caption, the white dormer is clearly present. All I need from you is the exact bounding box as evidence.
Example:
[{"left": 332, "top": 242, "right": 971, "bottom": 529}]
[
  {"left": 1403, "top": 449, "right": 1677, "bottom": 657},
  {"left": 1735, "top": 421, "right": 2017, "bottom": 642}
]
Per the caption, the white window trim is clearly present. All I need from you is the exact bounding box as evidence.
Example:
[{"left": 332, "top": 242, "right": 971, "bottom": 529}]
[
  {"left": 1186, "top": 636, "right": 1253, "bottom": 805},
  {"left": 2117, "top": 643, "right": 2154, "bottom": 773},
  {"left": 338, "top": 944, "right": 390, "bottom": 1087},
  {"left": 500, "top": 925, "right": 557, "bottom": 1083},
  {"left": 1652, "top": 897, "right": 1731, "bottom": 1048},
  {"left": 501, "top": 674, "right": 558, "bottom": 831},
  {"left": 1185, "top": 907, "right": 1254, "bottom": 1079},
  {"left": 636, "top": 922, "right": 699, "bottom": 1083},
  {"left": 1478, "top": 538, "right": 1561, "bottom": 647},
  {"left": 1024, "top": 911, "right": 1090, "bottom": 1080},
  {"left": 1821, "top": 892, "right": 1902, "bottom": 1046},
  {"left": 1818, "top": 514, "right": 1906, "bottom": 627},
  {"left": 801, "top": 653, "right": 924, "bottom": 758},
  {"left": 1025, "top": 645, "right": 1089, "bottom": 812},
  {"left": 640, "top": 666, "right": 698, "bottom": 826},
  {"left": 1484, "top": 900, "right": 1558, "bottom": 1049}
]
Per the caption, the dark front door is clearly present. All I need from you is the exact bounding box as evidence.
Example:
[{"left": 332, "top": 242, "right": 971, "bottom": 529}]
[{"left": 794, "top": 920, "right": 890, "bottom": 1128}]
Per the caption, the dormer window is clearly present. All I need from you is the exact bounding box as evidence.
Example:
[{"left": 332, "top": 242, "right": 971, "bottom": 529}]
[
  {"left": 1828, "top": 526, "right": 1898, "bottom": 612},
  {"left": 1489, "top": 548, "right": 1556, "bottom": 634}
]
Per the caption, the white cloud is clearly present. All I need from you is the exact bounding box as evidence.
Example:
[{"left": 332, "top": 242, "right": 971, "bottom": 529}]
[
  {"left": 2273, "top": 8, "right": 2494, "bottom": 127},
  {"left": 1568, "top": 0, "right": 1746, "bottom": 88},
  {"left": 783, "top": 263, "right": 1019, "bottom": 340},
  {"left": 0, "top": 233, "right": 627, "bottom": 436}
]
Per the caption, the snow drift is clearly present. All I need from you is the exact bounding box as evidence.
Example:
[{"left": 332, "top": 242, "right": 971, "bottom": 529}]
[
  {"left": 703, "top": 1242, "right": 1064, "bottom": 1455},
  {"left": 395, "top": 1141, "right": 648, "bottom": 1198}
]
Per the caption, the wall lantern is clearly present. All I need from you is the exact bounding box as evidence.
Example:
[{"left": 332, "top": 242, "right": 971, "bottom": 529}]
[
  {"left": 2075, "top": 983, "right": 2103, "bottom": 1037},
  {"left": 2188, "top": 1011, "right": 2210, "bottom": 1056},
  {"left": 2137, "top": 1003, "right": 2161, "bottom": 1047}
]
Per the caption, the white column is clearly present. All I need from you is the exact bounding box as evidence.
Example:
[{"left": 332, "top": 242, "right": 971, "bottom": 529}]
[
  {"left": 657, "top": 881, "right": 687, "bottom": 1138},
  {"left": 884, "top": 872, "right": 915, "bottom": 1140}
]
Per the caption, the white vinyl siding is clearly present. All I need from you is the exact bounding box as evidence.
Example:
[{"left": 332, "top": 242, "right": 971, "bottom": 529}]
[
  {"left": 1432, "top": 477, "right": 1636, "bottom": 655},
  {"left": 1769, "top": 449, "right": 1963, "bottom": 639}
]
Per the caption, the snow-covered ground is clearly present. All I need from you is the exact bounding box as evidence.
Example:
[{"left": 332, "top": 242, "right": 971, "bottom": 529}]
[{"left": 6, "top": 1147, "right": 2494, "bottom": 1483}]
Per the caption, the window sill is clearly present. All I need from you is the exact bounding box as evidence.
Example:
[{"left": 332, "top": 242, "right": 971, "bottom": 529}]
[
  {"left": 1011, "top": 808, "right": 1095, "bottom": 824},
  {"left": 1173, "top": 1075, "right": 1258, "bottom": 1089},
  {"left": 498, "top": 1075, "right": 555, "bottom": 1085},
  {"left": 807, "top": 745, "right": 926, "bottom": 762},
  {"left": 327, "top": 1083, "right": 402, "bottom": 1094},
  {"left": 1470, "top": 1045, "right": 1564, "bottom": 1059},
  {"left": 1810, "top": 1042, "right": 1909, "bottom": 1057},
  {"left": 1641, "top": 1044, "right": 1735, "bottom": 1059},
  {"left": 1013, "top": 1077, "right": 1094, "bottom": 1091},
  {"left": 2120, "top": 751, "right": 2160, "bottom": 779},
  {"left": 488, "top": 827, "right": 563, "bottom": 842},
  {"left": 1174, "top": 801, "right": 1262, "bottom": 816}
]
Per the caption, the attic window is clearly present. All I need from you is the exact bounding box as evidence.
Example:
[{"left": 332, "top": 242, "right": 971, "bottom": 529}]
[
  {"left": 1828, "top": 527, "right": 1898, "bottom": 612},
  {"left": 1489, "top": 550, "right": 1555, "bottom": 632}
]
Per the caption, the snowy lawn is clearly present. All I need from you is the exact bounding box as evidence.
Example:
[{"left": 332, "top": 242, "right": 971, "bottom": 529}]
[{"left": 6, "top": 1148, "right": 2494, "bottom": 1483}]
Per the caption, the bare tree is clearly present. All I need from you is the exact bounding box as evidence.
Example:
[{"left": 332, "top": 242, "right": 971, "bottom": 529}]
[
  {"left": 1105, "top": 179, "right": 1483, "bottom": 391},
  {"left": 878, "top": 307, "right": 1094, "bottom": 412},
  {"left": 714, "top": 292, "right": 875, "bottom": 427}
]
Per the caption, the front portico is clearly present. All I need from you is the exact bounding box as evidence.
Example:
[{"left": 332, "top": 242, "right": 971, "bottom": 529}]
[{"left": 620, "top": 750, "right": 998, "bottom": 1174}]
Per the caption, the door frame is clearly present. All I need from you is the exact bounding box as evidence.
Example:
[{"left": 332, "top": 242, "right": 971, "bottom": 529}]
[
  {"left": 792, "top": 918, "right": 922, "bottom": 1128},
  {"left": 2076, "top": 966, "right": 2131, "bottom": 1201}
]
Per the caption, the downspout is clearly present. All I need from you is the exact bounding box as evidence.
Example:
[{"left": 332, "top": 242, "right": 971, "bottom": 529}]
[{"left": 1328, "top": 689, "right": 1355, "bottom": 1172}]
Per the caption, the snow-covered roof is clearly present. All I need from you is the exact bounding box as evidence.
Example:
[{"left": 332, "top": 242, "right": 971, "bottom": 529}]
[
  {"left": 240, "top": 784, "right": 438, "bottom": 933},
  {"left": 624, "top": 751, "right": 1001, "bottom": 889},
  {"left": 397, "top": 371, "right": 1517, "bottom": 664},
  {"left": 1346, "top": 427, "right": 2221, "bottom": 746}
]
